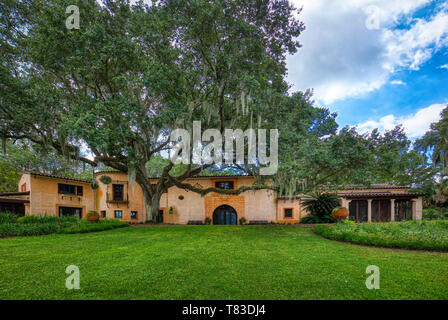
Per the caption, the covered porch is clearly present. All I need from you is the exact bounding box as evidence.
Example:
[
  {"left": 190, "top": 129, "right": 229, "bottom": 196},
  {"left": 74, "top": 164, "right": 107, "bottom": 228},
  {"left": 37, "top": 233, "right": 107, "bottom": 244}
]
[
  {"left": 0, "top": 191, "right": 30, "bottom": 216},
  {"left": 340, "top": 192, "right": 423, "bottom": 222}
]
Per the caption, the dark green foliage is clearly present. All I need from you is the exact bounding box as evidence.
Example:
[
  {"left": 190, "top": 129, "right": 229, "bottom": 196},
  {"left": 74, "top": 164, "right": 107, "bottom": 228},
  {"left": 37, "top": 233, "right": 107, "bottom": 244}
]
[
  {"left": 0, "top": 212, "right": 19, "bottom": 224},
  {"left": 239, "top": 217, "right": 247, "bottom": 225},
  {"left": 415, "top": 106, "right": 448, "bottom": 177},
  {"left": 414, "top": 106, "right": 448, "bottom": 207},
  {"left": 423, "top": 207, "right": 448, "bottom": 220},
  {"left": 315, "top": 220, "right": 448, "bottom": 251},
  {"left": 0, "top": 222, "right": 62, "bottom": 237},
  {"left": 0, "top": 141, "right": 93, "bottom": 193},
  {"left": 17, "top": 215, "right": 63, "bottom": 224},
  {"left": 0, "top": 214, "right": 128, "bottom": 237},
  {"left": 300, "top": 193, "right": 340, "bottom": 224}
]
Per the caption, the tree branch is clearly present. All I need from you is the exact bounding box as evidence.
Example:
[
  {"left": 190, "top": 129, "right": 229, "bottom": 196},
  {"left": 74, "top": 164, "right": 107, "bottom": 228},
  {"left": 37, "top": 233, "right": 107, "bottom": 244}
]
[{"left": 167, "top": 175, "right": 276, "bottom": 196}]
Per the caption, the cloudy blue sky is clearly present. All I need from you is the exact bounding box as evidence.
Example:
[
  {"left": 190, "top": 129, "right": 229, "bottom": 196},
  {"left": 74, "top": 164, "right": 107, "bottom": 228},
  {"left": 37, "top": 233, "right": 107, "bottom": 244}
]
[{"left": 287, "top": 0, "right": 448, "bottom": 138}]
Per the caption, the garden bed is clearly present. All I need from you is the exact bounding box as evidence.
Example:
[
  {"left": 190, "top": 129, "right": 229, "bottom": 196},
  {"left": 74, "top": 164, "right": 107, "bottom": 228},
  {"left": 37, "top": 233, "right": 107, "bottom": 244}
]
[
  {"left": 0, "top": 213, "right": 129, "bottom": 237},
  {"left": 314, "top": 220, "right": 448, "bottom": 251}
]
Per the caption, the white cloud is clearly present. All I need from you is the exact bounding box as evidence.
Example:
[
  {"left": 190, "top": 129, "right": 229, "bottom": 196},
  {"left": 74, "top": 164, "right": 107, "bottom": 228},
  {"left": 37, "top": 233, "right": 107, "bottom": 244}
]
[
  {"left": 440, "top": 64, "right": 448, "bottom": 69},
  {"left": 383, "top": 10, "right": 448, "bottom": 72},
  {"left": 287, "top": 0, "right": 448, "bottom": 103},
  {"left": 390, "top": 80, "right": 406, "bottom": 85},
  {"left": 356, "top": 103, "right": 446, "bottom": 138}
]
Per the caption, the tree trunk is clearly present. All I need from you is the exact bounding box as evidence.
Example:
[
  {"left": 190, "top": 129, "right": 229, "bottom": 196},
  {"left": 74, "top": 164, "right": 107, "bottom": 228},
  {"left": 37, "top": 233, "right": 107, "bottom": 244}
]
[
  {"left": 134, "top": 172, "right": 159, "bottom": 222},
  {"left": 150, "top": 193, "right": 161, "bottom": 222},
  {"left": 141, "top": 186, "right": 163, "bottom": 222}
]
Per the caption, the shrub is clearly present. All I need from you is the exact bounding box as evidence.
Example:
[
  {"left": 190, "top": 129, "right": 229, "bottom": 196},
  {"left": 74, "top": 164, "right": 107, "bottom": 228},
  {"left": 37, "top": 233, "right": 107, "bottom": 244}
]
[
  {"left": 423, "top": 208, "right": 448, "bottom": 220},
  {"left": 61, "top": 216, "right": 79, "bottom": 223},
  {"left": 204, "top": 217, "right": 211, "bottom": 225},
  {"left": 239, "top": 217, "right": 247, "bottom": 225},
  {"left": 315, "top": 220, "right": 448, "bottom": 251},
  {"left": 17, "top": 215, "right": 61, "bottom": 224},
  {"left": 0, "top": 212, "right": 19, "bottom": 224},
  {"left": 0, "top": 215, "right": 128, "bottom": 237},
  {"left": 0, "top": 222, "right": 62, "bottom": 237},
  {"left": 300, "top": 193, "right": 340, "bottom": 224}
]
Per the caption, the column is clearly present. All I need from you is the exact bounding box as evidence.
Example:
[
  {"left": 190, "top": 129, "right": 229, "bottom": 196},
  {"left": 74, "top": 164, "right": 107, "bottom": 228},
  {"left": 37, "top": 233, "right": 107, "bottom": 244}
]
[
  {"left": 390, "top": 199, "right": 395, "bottom": 222},
  {"left": 367, "top": 199, "right": 372, "bottom": 223},
  {"left": 411, "top": 199, "right": 417, "bottom": 220},
  {"left": 413, "top": 197, "right": 423, "bottom": 220}
]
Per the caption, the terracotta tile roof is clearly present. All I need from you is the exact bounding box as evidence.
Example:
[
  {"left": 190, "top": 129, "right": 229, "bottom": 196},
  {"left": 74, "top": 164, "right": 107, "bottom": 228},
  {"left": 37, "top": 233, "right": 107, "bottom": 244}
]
[
  {"left": 26, "top": 171, "right": 92, "bottom": 183},
  {"left": 339, "top": 183, "right": 409, "bottom": 190},
  {"left": 338, "top": 192, "right": 424, "bottom": 198}
]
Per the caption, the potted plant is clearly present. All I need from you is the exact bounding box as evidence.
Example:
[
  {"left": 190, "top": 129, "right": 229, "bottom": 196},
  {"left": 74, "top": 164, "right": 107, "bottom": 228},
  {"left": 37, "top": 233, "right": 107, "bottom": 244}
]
[
  {"left": 90, "top": 181, "right": 99, "bottom": 190},
  {"left": 86, "top": 211, "right": 99, "bottom": 222},
  {"left": 99, "top": 175, "right": 112, "bottom": 185},
  {"left": 332, "top": 206, "right": 349, "bottom": 221}
]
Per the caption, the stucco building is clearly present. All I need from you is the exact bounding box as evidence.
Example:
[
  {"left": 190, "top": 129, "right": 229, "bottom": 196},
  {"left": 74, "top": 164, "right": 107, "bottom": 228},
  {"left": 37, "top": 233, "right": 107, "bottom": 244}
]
[{"left": 0, "top": 171, "right": 423, "bottom": 224}]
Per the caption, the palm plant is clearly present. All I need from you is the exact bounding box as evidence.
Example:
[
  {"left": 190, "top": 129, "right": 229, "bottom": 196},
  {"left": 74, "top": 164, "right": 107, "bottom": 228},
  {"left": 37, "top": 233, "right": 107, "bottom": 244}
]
[
  {"left": 433, "top": 179, "right": 448, "bottom": 207},
  {"left": 301, "top": 193, "right": 340, "bottom": 224},
  {"left": 415, "top": 106, "right": 448, "bottom": 178}
]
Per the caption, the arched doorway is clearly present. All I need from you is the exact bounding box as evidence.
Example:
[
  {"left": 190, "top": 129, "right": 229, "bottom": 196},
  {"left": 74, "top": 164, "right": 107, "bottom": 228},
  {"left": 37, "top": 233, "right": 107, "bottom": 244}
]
[{"left": 213, "top": 205, "right": 237, "bottom": 225}]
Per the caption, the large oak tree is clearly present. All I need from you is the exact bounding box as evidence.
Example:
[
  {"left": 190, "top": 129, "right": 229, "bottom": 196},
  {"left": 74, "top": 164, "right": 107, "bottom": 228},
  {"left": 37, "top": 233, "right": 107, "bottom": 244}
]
[
  {"left": 1, "top": 0, "right": 306, "bottom": 220},
  {"left": 1, "top": 0, "right": 428, "bottom": 220}
]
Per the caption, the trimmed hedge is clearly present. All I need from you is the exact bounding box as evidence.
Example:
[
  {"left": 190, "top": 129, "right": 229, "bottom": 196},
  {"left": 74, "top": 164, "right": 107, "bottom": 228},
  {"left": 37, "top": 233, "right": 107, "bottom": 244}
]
[
  {"left": 0, "top": 212, "right": 19, "bottom": 224},
  {"left": 315, "top": 220, "right": 448, "bottom": 251},
  {"left": 17, "top": 215, "right": 77, "bottom": 224},
  {"left": 0, "top": 222, "right": 63, "bottom": 237},
  {"left": 0, "top": 213, "right": 129, "bottom": 237}
]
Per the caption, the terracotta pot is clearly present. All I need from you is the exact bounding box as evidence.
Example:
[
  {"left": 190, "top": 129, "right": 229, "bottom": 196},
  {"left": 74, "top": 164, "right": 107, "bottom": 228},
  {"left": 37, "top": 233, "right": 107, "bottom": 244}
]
[
  {"left": 87, "top": 215, "right": 99, "bottom": 222},
  {"left": 332, "top": 206, "right": 349, "bottom": 221}
]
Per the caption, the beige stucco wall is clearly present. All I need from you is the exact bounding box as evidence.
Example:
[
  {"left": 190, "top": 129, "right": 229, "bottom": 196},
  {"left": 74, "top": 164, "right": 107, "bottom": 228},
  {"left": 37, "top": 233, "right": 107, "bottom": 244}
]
[
  {"left": 157, "top": 176, "right": 277, "bottom": 224},
  {"left": 159, "top": 183, "right": 206, "bottom": 224},
  {"left": 96, "top": 172, "right": 146, "bottom": 223},
  {"left": 276, "top": 198, "right": 302, "bottom": 223},
  {"left": 18, "top": 174, "right": 30, "bottom": 193},
  {"left": 26, "top": 174, "right": 94, "bottom": 217},
  {"left": 18, "top": 174, "right": 31, "bottom": 214},
  {"left": 96, "top": 174, "right": 279, "bottom": 224}
]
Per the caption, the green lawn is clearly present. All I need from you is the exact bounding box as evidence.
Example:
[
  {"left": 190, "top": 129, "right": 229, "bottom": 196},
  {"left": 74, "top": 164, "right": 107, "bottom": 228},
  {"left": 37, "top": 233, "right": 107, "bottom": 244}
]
[{"left": 1, "top": 225, "right": 447, "bottom": 299}]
